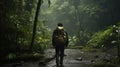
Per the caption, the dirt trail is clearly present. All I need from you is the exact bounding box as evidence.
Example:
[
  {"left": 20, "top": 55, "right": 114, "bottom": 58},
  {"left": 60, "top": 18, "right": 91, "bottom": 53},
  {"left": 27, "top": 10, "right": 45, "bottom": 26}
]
[
  {"left": 44, "top": 49, "right": 105, "bottom": 67},
  {"left": 2, "top": 49, "right": 105, "bottom": 67}
]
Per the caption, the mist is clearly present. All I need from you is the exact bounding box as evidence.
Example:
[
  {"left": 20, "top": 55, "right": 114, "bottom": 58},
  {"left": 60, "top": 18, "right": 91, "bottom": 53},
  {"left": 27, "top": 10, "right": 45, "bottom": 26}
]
[{"left": 39, "top": 0, "right": 120, "bottom": 35}]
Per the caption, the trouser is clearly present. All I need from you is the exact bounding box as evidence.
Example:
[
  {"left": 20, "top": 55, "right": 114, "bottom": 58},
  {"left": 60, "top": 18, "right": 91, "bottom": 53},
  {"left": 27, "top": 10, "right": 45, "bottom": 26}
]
[{"left": 55, "top": 45, "right": 65, "bottom": 65}]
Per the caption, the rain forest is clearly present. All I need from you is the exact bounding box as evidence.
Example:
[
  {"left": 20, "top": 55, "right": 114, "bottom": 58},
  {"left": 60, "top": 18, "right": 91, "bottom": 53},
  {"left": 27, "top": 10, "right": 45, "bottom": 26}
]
[{"left": 0, "top": 0, "right": 120, "bottom": 67}]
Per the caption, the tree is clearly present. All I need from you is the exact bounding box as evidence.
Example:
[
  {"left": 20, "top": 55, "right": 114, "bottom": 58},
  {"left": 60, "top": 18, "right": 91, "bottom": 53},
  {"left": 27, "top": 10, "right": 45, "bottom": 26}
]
[{"left": 30, "top": 0, "right": 42, "bottom": 50}]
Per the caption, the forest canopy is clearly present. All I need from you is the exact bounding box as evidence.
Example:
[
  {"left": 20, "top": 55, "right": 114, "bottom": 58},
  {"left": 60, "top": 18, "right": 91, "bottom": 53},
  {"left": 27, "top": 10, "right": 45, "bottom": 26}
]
[{"left": 40, "top": 0, "right": 120, "bottom": 45}]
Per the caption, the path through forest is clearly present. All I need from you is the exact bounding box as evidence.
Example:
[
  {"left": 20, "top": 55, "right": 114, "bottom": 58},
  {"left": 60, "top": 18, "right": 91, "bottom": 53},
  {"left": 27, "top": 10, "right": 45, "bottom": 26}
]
[
  {"left": 2, "top": 49, "right": 105, "bottom": 67},
  {"left": 43, "top": 49, "right": 105, "bottom": 67}
]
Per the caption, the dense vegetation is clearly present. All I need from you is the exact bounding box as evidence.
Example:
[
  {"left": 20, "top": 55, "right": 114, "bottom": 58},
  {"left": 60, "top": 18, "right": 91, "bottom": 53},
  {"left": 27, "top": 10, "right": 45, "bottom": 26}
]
[
  {"left": 0, "top": 0, "right": 120, "bottom": 65},
  {"left": 0, "top": 0, "right": 51, "bottom": 62},
  {"left": 87, "top": 24, "right": 119, "bottom": 49},
  {"left": 40, "top": 0, "right": 120, "bottom": 45}
]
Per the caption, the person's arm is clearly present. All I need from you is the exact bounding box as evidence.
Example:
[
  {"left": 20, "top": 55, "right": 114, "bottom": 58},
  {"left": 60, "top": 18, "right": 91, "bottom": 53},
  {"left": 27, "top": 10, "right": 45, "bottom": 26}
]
[
  {"left": 52, "top": 30, "right": 55, "bottom": 47},
  {"left": 65, "top": 32, "right": 69, "bottom": 47}
]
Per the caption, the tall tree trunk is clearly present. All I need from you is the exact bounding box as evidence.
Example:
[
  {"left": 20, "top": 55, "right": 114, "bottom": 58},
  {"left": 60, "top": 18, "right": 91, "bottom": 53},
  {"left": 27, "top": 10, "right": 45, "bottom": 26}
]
[{"left": 29, "top": 0, "right": 41, "bottom": 50}]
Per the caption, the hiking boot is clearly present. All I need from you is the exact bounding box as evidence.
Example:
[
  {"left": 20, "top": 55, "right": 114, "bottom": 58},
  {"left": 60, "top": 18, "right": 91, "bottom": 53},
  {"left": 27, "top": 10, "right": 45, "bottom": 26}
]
[
  {"left": 60, "top": 61, "right": 63, "bottom": 65},
  {"left": 56, "top": 63, "right": 59, "bottom": 66},
  {"left": 56, "top": 55, "right": 59, "bottom": 66}
]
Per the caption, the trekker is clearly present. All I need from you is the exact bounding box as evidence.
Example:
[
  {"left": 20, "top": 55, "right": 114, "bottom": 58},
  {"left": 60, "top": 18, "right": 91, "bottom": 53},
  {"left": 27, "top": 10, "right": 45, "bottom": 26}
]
[{"left": 52, "top": 23, "right": 68, "bottom": 66}]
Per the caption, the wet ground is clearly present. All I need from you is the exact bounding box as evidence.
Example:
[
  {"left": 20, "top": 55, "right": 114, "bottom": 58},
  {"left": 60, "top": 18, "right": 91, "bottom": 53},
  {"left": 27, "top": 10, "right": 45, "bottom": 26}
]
[
  {"left": 44, "top": 49, "right": 105, "bottom": 67},
  {"left": 2, "top": 49, "right": 105, "bottom": 67}
]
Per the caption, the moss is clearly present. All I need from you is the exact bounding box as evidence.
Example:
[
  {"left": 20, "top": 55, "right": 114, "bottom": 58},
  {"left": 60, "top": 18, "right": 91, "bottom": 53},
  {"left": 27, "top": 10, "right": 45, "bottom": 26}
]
[
  {"left": 82, "top": 47, "right": 102, "bottom": 52},
  {"left": 87, "top": 24, "right": 118, "bottom": 49},
  {"left": 68, "top": 46, "right": 84, "bottom": 49}
]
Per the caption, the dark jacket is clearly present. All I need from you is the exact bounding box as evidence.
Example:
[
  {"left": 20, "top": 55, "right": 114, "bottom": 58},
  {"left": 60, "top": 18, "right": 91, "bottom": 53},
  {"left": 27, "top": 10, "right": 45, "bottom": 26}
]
[{"left": 52, "top": 28, "right": 68, "bottom": 47}]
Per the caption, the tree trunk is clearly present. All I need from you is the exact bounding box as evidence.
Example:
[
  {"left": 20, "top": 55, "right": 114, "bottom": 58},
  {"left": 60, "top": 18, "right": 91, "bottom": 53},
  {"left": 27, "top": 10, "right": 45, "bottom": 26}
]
[{"left": 29, "top": 0, "right": 41, "bottom": 50}]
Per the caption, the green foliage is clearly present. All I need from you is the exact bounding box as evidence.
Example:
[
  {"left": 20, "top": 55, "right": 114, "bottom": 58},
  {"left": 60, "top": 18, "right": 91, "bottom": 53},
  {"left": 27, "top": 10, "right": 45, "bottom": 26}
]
[
  {"left": 87, "top": 25, "right": 117, "bottom": 48},
  {"left": 77, "top": 30, "right": 91, "bottom": 45},
  {"left": 0, "top": 0, "right": 49, "bottom": 61},
  {"left": 40, "top": 0, "right": 120, "bottom": 46},
  {"left": 69, "top": 46, "right": 84, "bottom": 49},
  {"left": 1, "top": 0, "right": 120, "bottom": 63},
  {"left": 69, "top": 35, "right": 78, "bottom": 46},
  {"left": 31, "top": 20, "right": 52, "bottom": 53},
  {"left": 7, "top": 53, "right": 16, "bottom": 60}
]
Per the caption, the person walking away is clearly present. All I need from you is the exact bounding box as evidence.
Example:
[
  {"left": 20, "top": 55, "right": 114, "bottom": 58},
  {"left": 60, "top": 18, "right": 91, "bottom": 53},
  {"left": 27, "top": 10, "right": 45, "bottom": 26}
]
[{"left": 52, "top": 23, "right": 68, "bottom": 66}]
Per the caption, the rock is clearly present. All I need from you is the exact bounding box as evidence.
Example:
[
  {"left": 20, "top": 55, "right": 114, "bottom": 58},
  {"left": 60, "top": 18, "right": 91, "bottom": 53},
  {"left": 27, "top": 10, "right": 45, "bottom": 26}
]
[{"left": 76, "top": 57, "right": 82, "bottom": 61}]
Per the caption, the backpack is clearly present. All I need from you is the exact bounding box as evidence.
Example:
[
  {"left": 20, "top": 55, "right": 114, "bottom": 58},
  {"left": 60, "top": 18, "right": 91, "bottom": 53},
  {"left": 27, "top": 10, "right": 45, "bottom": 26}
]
[{"left": 54, "top": 29, "right": 67, "bottom": 44}]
